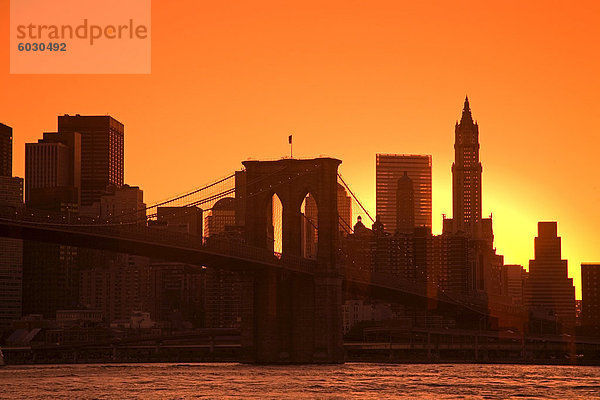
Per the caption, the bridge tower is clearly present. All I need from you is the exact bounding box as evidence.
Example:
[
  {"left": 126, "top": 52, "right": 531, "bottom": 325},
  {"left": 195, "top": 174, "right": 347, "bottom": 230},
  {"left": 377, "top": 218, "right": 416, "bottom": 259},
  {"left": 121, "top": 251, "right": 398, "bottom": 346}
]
[{"left": 239, "top": 157, "right": 344, "bottom": 363}]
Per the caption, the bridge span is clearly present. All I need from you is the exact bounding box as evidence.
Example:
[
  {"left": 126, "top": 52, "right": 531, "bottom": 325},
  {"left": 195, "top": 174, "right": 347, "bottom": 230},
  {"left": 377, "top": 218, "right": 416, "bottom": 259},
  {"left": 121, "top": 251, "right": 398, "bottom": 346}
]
[{"left": 0, "top": 157, "right": 529, "bottom": 363}]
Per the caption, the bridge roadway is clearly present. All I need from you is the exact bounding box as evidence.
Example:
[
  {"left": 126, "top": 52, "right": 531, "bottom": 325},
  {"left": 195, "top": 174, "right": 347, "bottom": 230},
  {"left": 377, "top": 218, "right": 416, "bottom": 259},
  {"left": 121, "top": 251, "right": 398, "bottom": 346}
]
[{"left": 0, "top": 206, "right": 526, "bottom": 319}]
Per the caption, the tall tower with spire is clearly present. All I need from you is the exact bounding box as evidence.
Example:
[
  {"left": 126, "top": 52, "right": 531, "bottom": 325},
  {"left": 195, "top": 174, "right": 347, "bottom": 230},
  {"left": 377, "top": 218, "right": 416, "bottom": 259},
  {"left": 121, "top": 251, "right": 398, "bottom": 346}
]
[{"left": 452, "top": 96, "right": 482, "bottom": 233}]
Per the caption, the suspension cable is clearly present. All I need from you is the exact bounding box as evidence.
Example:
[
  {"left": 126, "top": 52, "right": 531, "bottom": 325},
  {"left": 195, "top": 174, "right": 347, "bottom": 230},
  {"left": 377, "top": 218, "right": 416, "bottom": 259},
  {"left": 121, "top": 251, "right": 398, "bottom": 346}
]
[{"left": 337, "top": 172, "right": 375, "bottom": 224}]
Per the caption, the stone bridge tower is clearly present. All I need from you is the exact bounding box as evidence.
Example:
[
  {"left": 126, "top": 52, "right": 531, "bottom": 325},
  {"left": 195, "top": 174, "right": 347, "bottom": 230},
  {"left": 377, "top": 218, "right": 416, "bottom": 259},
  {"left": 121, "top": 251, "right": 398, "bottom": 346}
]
[{"left": 239, "top": 157, "right": 343, "bottom": 363}]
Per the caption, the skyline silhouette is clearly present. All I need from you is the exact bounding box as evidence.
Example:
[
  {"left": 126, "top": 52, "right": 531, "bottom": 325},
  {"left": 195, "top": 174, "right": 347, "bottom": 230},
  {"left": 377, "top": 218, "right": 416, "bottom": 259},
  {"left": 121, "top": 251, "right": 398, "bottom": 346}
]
[
  {"left": 2, "top": 96, "right": 596, "bottom": 299},
  {"left": 2, "top": 2, "right": 600, "bottom": 297}
]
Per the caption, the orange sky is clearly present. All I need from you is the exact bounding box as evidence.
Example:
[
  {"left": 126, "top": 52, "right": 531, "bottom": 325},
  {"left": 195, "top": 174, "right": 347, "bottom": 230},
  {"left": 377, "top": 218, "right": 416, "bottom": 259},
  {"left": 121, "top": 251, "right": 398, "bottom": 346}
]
[{"left": 1, "top": 0, "right": 599, "bottom": 298}]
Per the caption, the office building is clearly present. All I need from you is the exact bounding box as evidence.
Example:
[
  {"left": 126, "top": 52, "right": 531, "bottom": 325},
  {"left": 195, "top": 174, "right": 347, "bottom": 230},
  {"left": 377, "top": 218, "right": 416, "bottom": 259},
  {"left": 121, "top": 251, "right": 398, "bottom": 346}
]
[
  {"left": 581, "top": 263, "right": 600, "bottom": 336},
  {"left": 79, "top": 254, "right": 152, "bottom": 323},
  {"left": 396, "top": 171, "right": 415, "bottom": 233},
  {"left": 503, "top": 264, "right": 528, "bottom": 305},
  {"left": 0, "top": 122, "right": 12, "bottom": 177},
  {"left": 0, "top": 125, "right": 23, "bottom": 329},
  {"left": 99, "top": 184, "right": 146, "bottom": 223},
  {"left": 25, "top": 130, "right": 81, "bottom": 207},
  {"left": 0, "top": 175, "right": 23, "bottom": 330},
  {"left": 205, "top": 197, "right": 242, "bottom": 328},
  {"left": 525, "top": 222, "right": 576, "bottom": 332},
  {"left": 57, "top": 115, "right": 124, "bottom": 207},
  {"left": 376, "top": 154, "right": 432, "bottom": 233},
  {"left": 451, "top": 96, "right": 483, "bottom": 233},
  {"left": 23, "top": 132, "right": 81, "bottom": 317}
]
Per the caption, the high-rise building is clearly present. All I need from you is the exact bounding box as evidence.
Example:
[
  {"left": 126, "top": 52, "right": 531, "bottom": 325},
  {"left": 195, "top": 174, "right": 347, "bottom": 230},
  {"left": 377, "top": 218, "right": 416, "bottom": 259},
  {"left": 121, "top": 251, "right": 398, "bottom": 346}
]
[
  {"left": 205, "top": 197, "right": 242, "bottom": 328},
  {"left": 581, "top": 263, "right": 600, "bottom": 337},
  {"left": 452, "top": 96, "right": 483, "bottom": 233},
  {"left": 0, "top": 175, "right": 23, "bottom": 330},
  {"left": 0, "top": 122, "right": 12, "bottom": 177},
  {"left": 23, "top": 132, "right": 81, "bottom": 317},
  {"left": 376, "top": 154, "right": 432, "bottom": 233},
  {"left": 79, "top": 187, "right": 150, "bottom": 323},
  {"left": 57, "top": 115, "right": 124, "bottom": 208},
  {"left": 157, "top": 206, "right": 203, "bottom": 236},
  {"left": 144, "top": 207, "right": 206, "bottom": 327},
  {"left": 79, "top": 254, "right": 152, "bottom": 323},
  {"left": 0, "top": 176, "right": 23, "bottom": 207},
  {"left": 396, "top": 171, "right": 415, "bottom": 233},
  {"left": 503, "top": 264, "right": 528, "bottom": 305},
  {"left": 337, "top": 184, "right": 352, "bottom": 236},
  {"left": 99, "top": 184, "right": 146, "bottom": 223},
  {"left": 525, "top": 222, "right": 576, "bottom": 332},
  {"left": 25, "top": 142, "right": 71, "bottom": 203}
]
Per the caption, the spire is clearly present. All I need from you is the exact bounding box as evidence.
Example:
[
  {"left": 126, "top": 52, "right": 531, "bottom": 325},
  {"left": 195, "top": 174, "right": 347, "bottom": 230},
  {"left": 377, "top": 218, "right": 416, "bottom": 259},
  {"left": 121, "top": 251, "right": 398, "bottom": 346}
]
[
  {"left": 399, "top": 170, "right": 411, "bottom": 182},
  {"left": 460, "top": 95, "right": 473, "bottom": 125}
]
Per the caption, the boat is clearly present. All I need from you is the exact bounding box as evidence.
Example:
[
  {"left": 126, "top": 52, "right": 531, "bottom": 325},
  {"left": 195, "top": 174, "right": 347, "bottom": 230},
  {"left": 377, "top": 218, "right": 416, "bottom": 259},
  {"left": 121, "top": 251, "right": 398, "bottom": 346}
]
[{"left": 0, "top": 347, "right": 4, "bottom": 366}]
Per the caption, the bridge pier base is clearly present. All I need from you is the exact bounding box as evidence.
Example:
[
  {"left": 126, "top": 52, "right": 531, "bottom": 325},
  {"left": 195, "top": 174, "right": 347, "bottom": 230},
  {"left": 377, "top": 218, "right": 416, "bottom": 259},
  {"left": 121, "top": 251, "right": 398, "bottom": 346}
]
[
  {"left": 240, "top": 157, "right": 345, "bottom": 364},
  {"left": 241, "top": 271, "right": 343, "bottom": 364}
]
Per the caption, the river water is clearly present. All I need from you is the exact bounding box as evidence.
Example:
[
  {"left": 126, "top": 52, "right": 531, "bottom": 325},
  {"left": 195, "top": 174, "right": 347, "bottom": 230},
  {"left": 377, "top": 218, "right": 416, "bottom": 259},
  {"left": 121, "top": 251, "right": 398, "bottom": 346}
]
[{"left": 1, "top": 363, "right": 599, "bottom": 399}]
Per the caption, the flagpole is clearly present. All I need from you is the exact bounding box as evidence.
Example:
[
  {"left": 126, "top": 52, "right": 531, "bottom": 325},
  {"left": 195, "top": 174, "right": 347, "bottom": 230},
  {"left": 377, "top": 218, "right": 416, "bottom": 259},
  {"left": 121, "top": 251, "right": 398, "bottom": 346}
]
[{"left": 289, "top": 134, "right": 293, "bottom": 159}]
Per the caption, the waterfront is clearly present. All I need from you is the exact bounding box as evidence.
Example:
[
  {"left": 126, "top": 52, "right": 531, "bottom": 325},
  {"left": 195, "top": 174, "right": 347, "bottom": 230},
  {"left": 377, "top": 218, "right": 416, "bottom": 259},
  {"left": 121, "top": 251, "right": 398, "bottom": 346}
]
[{"left": 1, "top": 363, "right": 600, "bottom": 399}]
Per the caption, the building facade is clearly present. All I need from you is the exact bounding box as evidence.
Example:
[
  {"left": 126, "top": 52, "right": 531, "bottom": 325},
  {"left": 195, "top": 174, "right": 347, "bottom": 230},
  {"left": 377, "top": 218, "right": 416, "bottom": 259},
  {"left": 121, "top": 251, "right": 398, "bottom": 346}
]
[
  {"left": 0, "top": 122, "right": 12, "bottom": 177},
  {"left": 0, "top": 176, "right": 23, "bottom": 330},
  {"left": 204, "top": 197, "right": 242, "bottom": 328},
  {"left": 503, "top": 264, "right": 528, "bottom": 305},
  {"left": 57, "top": 115, "right": 124, "bottom": 207},
  {"left": 581, "top": 263, "right": 600, "bottom": 336},
  {"left": 376, "top": 154, "right": 432, "bottom": 233},
  {"left": 451, "top": 96, "right": 483, "bottom": 233},
  {"left": 525, "top": 222, "right": 576, "bottom": 332}
]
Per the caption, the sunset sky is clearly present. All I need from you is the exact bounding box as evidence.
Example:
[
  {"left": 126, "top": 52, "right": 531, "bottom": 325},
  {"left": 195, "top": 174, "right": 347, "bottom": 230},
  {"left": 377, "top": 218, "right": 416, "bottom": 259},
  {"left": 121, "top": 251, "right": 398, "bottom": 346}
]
[{"left": 1, "top": 0, "right": 599, "bottom": 298}]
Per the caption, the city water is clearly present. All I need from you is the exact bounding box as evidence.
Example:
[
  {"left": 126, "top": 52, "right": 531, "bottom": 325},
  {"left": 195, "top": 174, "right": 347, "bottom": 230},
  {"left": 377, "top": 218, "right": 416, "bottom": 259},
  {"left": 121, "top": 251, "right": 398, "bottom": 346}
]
[{"left": 1, "top": 363, "right": 599, "bottom": 399}]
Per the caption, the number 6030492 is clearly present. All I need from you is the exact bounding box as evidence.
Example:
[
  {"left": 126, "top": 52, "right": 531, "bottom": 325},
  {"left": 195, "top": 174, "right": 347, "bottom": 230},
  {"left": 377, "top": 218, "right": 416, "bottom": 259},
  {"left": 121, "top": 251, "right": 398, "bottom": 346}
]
[{"left": 17, "top": 42, "right": 67, "bottom": 51}]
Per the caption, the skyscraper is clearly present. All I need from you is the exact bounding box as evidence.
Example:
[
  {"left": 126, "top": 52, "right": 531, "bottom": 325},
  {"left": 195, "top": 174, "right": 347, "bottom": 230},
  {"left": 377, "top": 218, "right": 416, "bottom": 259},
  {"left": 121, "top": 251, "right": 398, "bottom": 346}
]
[
  {"left": 23, "top": 131, "right": 81, "bottom": 317},
  {"left": 396, "top": 171, "right": 414, "bottom": 233},
  {"left": 452, "top": 96, "right": 483, "bottom": 233},
  {"left": 581, "top": 263, "right": 600, "bottom": 337},
  {"left": 503, "top": 264, "right": 528, "bottom": 305},
  {"left": 376, "top": 154, "right": 432, "bottom": 233},
  {"left": 0, "top": 122, "right": 12, "bottom": 177},
  {"left": 525, "top": 222, "right": 576, "bottom": 332},
  {"left": 205, "top": 197, "right": 242, "bottom": 328},
  {"left": 25, "top": 142, "right": 71, "bottom": 203},
  {"left": 57, "top": 115, "right": 124, "bottom": 208},
  {"left": 0, "top": 124, "right": 22, "bottom": 328}
]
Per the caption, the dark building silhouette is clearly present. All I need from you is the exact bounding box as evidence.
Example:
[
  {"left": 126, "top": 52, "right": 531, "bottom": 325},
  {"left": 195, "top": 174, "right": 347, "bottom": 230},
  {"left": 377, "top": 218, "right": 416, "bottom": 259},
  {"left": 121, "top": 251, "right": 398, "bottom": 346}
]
[
  {"left": 79, "top": 188, "right": 149, "bottom": 323},
  {"left": 376, "top": 154, "right": 432, "bottom": 232},
  {"left": 23, "top": 131, "right": 81, "bottom": 318},
  {"left": 503, "top": 264, "right": 528, "bottom": 305},
  {"left": 432, "top": 232, "right": 470, "bottom": 295},
  {"left": 150, "top": 206, "right": 205, "bottom": 327},
  {"left": 451, "top": 96, "right": 482, "bottom": 233},
  {"left": 441, "top": 98, "right": 505, "bottom": 302},
  {"left": 205, "top": 197, "right": 242, "bottom": 328},
  {"left": 581, "top": 263, "right": 600, "bottom": 336},
  {"left": 25, "top": 131, "right": 81, "bottom": 207},
  {"left": 57, "top": 115, "right": 124, "bottom": 209},
  {"left": 0, "top": 122, "right": 12, "bottom": 177},
  {"left": 525, "top": 222, "right": 576, "bottom": 332},
  {"left": 396, "top": 171, "right": 415, "bottom": 234},
  {"left": 0, "top": 123, "right": 23, "bottom": 329}
]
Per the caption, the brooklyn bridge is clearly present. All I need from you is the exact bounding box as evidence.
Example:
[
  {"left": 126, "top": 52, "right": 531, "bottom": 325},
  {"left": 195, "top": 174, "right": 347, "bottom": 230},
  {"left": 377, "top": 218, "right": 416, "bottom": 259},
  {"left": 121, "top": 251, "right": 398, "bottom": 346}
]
[{"left": 0, "top": 157, "right": 530, "bottom": 363}]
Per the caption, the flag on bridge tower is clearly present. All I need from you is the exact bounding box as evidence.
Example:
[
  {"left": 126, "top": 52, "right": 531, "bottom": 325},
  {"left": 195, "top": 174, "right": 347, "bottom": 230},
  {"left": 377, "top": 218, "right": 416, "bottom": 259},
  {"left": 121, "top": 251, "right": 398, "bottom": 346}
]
[{"left": 288, "top": 135, "right": 292, "bottom": 144}]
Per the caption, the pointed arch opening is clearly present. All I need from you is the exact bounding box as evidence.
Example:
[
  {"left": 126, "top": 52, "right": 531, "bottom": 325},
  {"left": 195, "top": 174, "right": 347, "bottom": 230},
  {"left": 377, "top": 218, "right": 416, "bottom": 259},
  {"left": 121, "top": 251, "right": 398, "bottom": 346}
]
[
  {"left": 300, "top": 193, "right": 318, "bottom": 259},
  {"left": 267, "top": 193, "right": 283, "bottom": 256}
]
